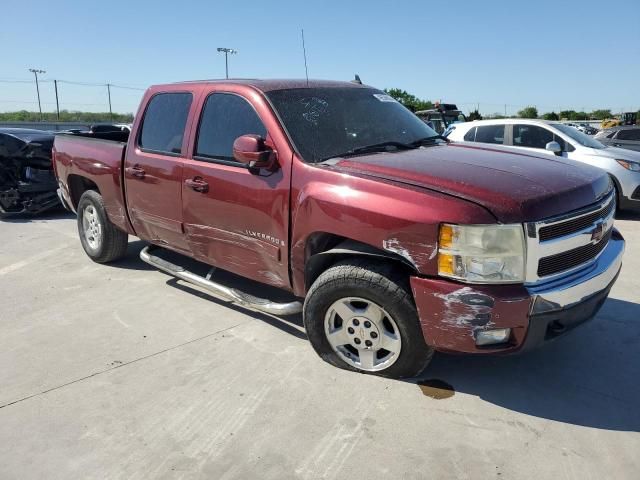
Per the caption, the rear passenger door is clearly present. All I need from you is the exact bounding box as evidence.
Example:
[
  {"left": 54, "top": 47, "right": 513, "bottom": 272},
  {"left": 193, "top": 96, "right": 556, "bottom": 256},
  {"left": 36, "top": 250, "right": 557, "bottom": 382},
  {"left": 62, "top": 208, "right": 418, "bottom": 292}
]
[
  {"left": 181, "top": 91, "right": 292, "bottom": 289},
  {"left": 463, "top": 124, "right": 506, "bottom": 145},
  {"left": 125, "top": 91, "right": 196, "bottom": 253}
]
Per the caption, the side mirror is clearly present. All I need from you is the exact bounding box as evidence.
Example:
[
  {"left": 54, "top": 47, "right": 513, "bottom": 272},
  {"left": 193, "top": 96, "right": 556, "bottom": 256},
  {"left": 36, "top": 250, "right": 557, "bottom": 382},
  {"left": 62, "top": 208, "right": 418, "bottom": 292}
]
[
  {"left": 545, "top": 141, "right": 562, "bottom": 155},
  {"left": 233, "top": 134, "right": 277, "bottom": 170}
]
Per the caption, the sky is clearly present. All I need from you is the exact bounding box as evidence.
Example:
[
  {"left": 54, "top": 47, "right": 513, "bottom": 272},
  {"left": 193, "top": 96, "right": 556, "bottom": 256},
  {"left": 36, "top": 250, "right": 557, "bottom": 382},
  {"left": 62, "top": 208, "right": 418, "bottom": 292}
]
[{"left": 2, "top": 0, "right": 639, "bottom": 116}]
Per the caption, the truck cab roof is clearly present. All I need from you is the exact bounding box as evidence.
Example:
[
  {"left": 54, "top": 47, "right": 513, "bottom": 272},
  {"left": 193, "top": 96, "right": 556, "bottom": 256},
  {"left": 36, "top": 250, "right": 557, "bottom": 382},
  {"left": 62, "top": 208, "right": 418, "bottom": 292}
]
[{"left": 169, "top": 78, "right": 370, "bottom": 93}]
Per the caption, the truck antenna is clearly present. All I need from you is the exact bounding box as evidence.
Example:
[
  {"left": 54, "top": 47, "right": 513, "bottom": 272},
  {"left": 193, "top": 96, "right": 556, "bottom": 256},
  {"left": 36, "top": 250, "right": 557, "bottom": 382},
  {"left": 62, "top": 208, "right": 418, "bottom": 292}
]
[{"left": 301, "top": 28, "right": 309, "bottom": 86}]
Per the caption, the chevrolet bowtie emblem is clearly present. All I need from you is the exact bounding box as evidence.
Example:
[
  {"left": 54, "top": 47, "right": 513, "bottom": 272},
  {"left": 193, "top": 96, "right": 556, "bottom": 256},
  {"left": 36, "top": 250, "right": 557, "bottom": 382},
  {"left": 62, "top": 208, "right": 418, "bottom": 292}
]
[{"left": 590, "top": 221, "right": 605, "bottom": 243}]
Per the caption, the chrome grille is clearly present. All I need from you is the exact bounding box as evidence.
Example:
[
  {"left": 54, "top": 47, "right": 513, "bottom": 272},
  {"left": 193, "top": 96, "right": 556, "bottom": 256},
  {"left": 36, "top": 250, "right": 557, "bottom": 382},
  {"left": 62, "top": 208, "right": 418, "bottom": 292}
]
[
  {"left": 537, "top": 229, "right": 612, "bottom": 277},
  {"left": 525, "top": 191, "right": 615, "bottom": 284},
  {"left": 538, "top": 199, "right": 615, "bottom": 241}
]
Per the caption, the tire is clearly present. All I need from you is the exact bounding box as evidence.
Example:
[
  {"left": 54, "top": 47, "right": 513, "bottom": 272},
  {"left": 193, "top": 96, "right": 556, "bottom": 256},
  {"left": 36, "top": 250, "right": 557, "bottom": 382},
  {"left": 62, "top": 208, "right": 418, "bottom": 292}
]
[
  {"left": 303, "top": 258, "right": 434, "bottom": 379},
  {"left": 77, "top": 190, "right": 128, "bottom": 263}
]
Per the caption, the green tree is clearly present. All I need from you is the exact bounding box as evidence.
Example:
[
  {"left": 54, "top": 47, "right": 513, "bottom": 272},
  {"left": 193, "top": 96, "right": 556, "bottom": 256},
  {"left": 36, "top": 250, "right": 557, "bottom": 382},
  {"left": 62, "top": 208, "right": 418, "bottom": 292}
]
[
  {"left": 467, "top": 109, "right": 482, "bottom": 121},
  {"left": 384, "top": 88, "right": 433, "bottom": 112},
  {"left": 518, "top": 106, "right": 538, "bottom": 119},
  {"left": 590, "top": 109, "right": 612, "bottom": 120},
  {"left": 542, "top": 111, "right": 559, "bottom": 121}
]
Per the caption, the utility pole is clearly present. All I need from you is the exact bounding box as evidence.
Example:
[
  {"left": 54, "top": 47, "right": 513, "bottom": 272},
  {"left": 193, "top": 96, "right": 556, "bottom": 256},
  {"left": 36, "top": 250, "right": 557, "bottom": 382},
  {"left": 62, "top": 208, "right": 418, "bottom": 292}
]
[
  {"left": 54, "top": 80, "right": 60, "bottom": 121},
  {"left": 106, "top": 83, "right": 113, "bottom": 121},
  {"left": 217, "top": 47, "right": 237, "bottom": 79},
  {"left": 29, "top": 68, "right": 46, "bottom": 121}
]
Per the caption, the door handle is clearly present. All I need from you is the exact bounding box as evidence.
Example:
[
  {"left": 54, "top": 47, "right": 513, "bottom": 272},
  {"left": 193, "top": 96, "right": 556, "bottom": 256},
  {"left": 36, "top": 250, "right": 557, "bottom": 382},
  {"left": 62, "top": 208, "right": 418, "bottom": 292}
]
[
  {"left": 126, "top": 165, "right": 146, "bottom": 179},
  {"left": 185, "top": 177, "right": 209, "bottom": 193}
]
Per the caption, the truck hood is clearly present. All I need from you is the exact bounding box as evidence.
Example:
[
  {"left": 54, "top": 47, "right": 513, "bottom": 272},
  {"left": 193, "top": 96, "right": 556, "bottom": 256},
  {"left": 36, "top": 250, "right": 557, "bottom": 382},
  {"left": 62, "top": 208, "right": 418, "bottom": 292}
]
[{"left": 331, "top": 143, "right": 611, "bottom": 223}]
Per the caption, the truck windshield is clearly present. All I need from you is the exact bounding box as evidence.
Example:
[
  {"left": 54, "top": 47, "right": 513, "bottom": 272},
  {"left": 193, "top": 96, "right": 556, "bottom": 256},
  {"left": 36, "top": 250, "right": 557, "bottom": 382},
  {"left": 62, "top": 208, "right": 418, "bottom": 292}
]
[{"left": 266, "top": 87, "right": 439, "bottom": 163}]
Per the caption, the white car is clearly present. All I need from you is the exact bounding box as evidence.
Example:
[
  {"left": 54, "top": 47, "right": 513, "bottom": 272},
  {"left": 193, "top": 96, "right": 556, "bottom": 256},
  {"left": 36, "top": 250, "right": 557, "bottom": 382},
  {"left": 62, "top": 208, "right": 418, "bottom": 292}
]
[{"left": 446, "top": 119, "right": 640, "bottom": 212}]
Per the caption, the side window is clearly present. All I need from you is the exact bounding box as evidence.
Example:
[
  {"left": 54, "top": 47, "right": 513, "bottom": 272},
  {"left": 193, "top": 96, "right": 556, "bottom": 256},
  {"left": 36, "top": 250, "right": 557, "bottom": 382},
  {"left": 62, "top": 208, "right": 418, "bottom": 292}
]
[
  {"left": 513, "top": 124, "right": 563, "bottom": 149},
  {"left": 474, "top": 125, "right": 505, "bottom": 144},
  {"left": 139, "top": 93, "right": 192, "bottom": 154},
  {"left": 195, "top": 93, "right": 267, "bottom": 161},
  {"left": 463, "top": 127, "right": 476, "bottom": 141},
  {"left": 617, "top": 129, "right": 640, "bottom": 141},
  {"left": 606, "top": 131, "right": 617, "bottom": 139}
]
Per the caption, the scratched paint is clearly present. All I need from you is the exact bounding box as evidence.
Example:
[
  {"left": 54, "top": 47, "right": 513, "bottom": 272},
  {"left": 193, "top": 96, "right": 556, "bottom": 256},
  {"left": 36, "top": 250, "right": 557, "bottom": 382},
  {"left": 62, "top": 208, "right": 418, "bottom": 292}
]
[
  {"left": 433, "top": 286, "right": 495, "bottom": 337},
  {"left": 382, "top": 238, "right": 437, "bottom": 269}
]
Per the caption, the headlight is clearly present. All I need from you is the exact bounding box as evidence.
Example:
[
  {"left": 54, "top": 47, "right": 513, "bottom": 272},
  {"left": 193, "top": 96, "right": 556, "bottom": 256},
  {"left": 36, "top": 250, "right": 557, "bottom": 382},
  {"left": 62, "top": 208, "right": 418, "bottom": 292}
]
[
  {"left": 616, "top": 159, "right": 640, "bottom": 172},
  {"left": 438, "top": 224, "right": 526, "bottom": 283}
]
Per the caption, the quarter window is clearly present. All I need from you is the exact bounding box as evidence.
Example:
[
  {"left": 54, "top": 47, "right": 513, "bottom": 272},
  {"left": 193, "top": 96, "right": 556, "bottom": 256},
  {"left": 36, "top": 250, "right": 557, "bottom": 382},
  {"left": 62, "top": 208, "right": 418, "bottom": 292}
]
[
  {"left": 463, "top": 127, "right": 476, "bottom": 141},
  {"left": 195, "top": 93, "right": 267, "bottom": 161},
  {"left": 139, "top": 93, "right": 192, "bottom": 154},
  {"left": 474, "top": 125, "right": 505, "bottom": 144}
]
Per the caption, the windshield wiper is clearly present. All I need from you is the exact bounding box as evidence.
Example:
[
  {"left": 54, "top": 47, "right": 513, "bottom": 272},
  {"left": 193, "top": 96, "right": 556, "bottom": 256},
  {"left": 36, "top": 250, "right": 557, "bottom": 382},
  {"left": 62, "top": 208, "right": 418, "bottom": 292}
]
[
  {"left": 318, "top": 141, "right": 417, "bottom": 163},
  {"left": 409, "top": 135, "right": 449, "bottom": 146}
]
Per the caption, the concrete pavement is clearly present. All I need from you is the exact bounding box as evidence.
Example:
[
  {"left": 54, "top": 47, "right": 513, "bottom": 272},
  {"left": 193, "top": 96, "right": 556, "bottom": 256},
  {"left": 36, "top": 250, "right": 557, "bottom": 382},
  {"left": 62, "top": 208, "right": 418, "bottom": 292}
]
[{"left": 1, "top": 211, "right": 639, "bottom": 479}]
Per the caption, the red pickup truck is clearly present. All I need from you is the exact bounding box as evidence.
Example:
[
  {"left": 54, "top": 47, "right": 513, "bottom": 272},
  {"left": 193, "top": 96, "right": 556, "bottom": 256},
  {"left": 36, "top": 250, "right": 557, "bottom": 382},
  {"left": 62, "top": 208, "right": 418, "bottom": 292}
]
[{"left": 53, "top": 79, "right": 624, "bottom": 378}]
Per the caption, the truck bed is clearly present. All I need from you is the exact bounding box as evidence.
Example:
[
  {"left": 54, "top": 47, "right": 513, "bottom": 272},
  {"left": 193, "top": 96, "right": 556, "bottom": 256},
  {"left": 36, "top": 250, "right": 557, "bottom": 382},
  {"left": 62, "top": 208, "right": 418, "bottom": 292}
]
[{"left": 53, "top": 133, "right": 133, "bottom": 234}]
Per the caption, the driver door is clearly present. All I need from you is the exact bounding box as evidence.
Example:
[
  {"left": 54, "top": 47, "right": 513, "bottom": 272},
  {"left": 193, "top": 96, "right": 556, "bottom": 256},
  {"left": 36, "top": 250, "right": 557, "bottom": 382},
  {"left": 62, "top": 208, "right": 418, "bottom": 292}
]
[{"left": 510, "top": 124, "right": 568, "bottom": 157}]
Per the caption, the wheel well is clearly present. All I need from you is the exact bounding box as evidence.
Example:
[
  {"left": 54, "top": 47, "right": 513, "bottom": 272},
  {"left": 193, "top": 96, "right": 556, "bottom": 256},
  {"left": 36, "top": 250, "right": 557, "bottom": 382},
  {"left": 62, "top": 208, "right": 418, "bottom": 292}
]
[
  {"left": 304, "top": 233, "right": 417, "bottom": 291},
  {"left": 68, "top": 175, "right": 99, "bottom": 209}
]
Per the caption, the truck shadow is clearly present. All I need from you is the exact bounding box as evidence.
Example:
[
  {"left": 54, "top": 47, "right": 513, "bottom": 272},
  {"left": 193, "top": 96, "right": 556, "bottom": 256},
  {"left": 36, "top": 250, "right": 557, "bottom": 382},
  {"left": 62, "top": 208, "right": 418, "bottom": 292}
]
[
  {"left": 419, "top": 297, "right": 640, "bottom": 432},
  {"left": 104, "top": 240, "right": 156, "bottom": 271},
  {"left": 108, "top": 240, "right": 306, "bottom": 339},
  {"left": 616, "top": 210, "right": 640, "bottom": 221}
]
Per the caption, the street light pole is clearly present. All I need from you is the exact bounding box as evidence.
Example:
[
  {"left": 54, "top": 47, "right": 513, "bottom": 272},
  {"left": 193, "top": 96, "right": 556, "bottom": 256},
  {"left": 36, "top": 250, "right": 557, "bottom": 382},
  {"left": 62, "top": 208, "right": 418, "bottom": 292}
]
[
  {"left": 29, "top": 68, "right": 46, "bottom": 121},
  {"left": 54, "top": 79, "right": 60, "bottom": 121},
  {"left": 217, "top": 47, "right": 237, "bottom": 79},
  {"left": 107, "top": 83, "right": 113, "bottom": 121}
]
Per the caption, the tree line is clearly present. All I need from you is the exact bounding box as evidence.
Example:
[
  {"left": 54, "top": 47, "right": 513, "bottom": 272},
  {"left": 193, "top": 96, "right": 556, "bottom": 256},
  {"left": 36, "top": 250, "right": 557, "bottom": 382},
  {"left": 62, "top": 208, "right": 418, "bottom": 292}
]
[
  {"left": 0, "top": 110, "right": 134, "bottom": 123},
  {"left": 382, "top": 88, "right": 634, "bottom": 122}
]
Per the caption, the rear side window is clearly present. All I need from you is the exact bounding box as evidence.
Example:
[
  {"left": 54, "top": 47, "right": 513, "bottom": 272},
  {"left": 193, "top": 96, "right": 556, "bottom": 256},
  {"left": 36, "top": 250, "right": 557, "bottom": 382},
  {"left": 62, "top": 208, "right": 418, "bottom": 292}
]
[
  {"left": 617, "top": 129, "right": 640, "bottom": 141},
  {"left": 139, "top": 93, "right": 192, "bottom": 154},
  {"left": 195, "top": 93, "right": 267, "bottom": 161},
  {"left": 474, "top": 125, "right": 505, "bottom": 144}
]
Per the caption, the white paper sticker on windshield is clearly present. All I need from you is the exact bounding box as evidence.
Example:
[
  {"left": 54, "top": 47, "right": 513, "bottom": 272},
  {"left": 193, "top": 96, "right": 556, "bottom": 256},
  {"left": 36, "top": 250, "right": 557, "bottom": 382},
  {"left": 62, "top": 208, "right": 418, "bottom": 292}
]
[{"left": 373, "top": 94, "right": 397, "bottom": 103}]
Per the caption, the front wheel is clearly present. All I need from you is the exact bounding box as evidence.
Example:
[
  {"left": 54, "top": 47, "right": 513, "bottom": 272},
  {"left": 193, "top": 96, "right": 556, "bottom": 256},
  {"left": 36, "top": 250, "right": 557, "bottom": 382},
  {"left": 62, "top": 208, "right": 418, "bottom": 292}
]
[
  {"left": 77, "top": 190, "right": 128, "bottom": 263},
  {"left": 303, "top": 259, "right": 434, "bottom": 378}
]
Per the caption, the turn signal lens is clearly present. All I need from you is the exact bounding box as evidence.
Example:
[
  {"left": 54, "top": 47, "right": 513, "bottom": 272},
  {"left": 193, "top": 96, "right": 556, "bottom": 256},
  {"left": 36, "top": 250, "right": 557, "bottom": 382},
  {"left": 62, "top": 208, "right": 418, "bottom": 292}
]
[{"left": 438, "top": 253, "right": 454, "bottom": 275}]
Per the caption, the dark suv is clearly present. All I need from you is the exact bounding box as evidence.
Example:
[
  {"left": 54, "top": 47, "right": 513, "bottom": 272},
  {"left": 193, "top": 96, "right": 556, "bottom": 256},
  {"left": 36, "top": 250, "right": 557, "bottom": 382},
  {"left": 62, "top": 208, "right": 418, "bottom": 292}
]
[{"left": 595, "top": 126, "right": 640, "bottom": 152}]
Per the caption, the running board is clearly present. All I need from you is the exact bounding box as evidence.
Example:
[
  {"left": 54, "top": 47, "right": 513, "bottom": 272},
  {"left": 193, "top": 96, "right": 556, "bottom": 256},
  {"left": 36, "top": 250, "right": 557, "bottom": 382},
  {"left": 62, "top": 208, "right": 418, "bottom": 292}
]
[{"left": 139, "top": 246, "right": 303, "bottom": 316}]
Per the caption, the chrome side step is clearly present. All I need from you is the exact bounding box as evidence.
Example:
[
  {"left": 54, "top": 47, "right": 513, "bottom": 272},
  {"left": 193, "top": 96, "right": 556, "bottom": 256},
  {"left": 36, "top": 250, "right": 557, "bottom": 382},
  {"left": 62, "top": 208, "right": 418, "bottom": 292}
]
[{"left": 139, "top": 246, "right": 303, "bottom": 316}]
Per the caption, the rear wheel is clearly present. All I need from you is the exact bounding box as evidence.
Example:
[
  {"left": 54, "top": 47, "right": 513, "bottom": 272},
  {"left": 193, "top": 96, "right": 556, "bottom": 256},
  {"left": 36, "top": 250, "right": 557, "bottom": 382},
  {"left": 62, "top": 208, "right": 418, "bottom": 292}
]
[
  {"left": 304, "top": 259, "right": 434, "bottom": 378},
  {"left": 77, "top": 190, "right": 128, "bottom": 263}
]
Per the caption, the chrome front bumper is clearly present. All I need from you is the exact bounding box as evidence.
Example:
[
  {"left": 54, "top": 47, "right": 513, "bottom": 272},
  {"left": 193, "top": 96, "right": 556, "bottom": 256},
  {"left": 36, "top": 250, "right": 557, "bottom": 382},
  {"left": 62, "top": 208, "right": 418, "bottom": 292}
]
[{"left": 527, "top": 229, "right": 624, "bottom": 314}]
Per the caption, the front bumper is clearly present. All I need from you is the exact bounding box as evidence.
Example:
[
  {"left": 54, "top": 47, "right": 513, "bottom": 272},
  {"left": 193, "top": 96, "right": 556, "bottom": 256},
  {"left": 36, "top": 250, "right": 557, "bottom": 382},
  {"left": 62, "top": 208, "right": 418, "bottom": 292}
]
[{"left": 410, "top": 229, "right": 625, "bottom": 354}]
